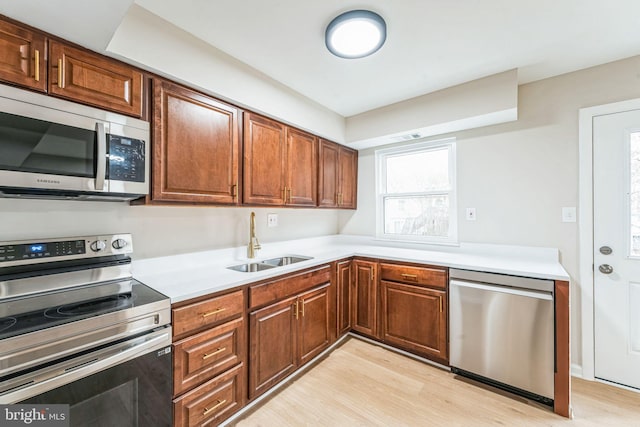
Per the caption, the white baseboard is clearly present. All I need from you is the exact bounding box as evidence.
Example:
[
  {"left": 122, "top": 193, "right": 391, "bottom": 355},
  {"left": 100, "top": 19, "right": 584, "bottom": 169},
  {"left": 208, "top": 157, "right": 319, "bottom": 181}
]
[{"left": 571, "top": 363, "right": 583, "bottom": 378}]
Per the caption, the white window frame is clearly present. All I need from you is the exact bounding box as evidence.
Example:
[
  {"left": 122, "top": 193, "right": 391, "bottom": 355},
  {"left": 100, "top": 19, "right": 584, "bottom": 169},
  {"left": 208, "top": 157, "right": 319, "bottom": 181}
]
[{"left": 375, "top": 138, "right": 457, "bottom": 244}]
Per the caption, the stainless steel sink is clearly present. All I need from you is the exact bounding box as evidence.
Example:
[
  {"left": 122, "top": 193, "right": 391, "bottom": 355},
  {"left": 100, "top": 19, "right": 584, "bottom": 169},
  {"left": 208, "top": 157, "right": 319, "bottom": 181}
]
[
  {"left": 227, "top": 255, "right": 313, "bottom": 272},
  {"left": 227, "top": 262, "right": 276, "bottom": 273},
  {"left": 261, "top": 255, "right": 313, "bottom": 267}
]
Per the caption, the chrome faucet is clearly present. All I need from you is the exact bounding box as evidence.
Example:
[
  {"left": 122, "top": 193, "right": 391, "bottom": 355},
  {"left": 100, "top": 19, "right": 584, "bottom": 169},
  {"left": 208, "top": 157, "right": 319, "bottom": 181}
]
[{"left": 247, "top": 211, "right": 261, "bottom": 258}]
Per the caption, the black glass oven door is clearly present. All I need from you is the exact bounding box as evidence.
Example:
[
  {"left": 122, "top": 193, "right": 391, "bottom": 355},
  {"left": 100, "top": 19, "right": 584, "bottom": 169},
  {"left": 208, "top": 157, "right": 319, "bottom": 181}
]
[{"left": 23, "top": 346, "right": 172, "bottom": 427}]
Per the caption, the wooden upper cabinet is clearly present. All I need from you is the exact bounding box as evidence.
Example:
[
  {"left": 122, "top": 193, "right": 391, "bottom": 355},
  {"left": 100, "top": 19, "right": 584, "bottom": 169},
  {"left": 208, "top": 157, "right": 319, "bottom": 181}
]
[
  {"left": 0, "top": 19, "right": 46, "bottom": 92},
  {"left": 318, "top": 139, "right": 339, "bottom": 207},
  {"left": 152, "top": 80, "right": 240, "bottom": 204},
  {"left": 244, "top": 112, "right": 318, "bottom": 206},
  {"left": 48, "top": 41, "right": 143, "bottom": 117},
  {"left": 338, "top": 145, "right": 358, "bottom": 209},
  {"left": 286, "top": 127, "right": 317, "bottom": 206},
  {"left": 318, "top": 139, "right": 358, "bottom": 209},
  {"left": 243, "top": 113, "right": 286, "bottom": 205}
]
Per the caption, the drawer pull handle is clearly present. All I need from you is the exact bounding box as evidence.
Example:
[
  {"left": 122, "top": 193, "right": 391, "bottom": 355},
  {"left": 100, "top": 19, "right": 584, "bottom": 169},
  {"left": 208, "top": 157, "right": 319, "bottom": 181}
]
[
  {"left": 294, "top": 301, "right": 299, "bottom": 320},
  {"left": 202, "top": 347, "right": 226, "bottom": 360},
  {"left": 34, "top": 50, "right": 40, "bottom": 81},
  {"left": 401, "top": 273, "right": 418, "bottom": 281},
  {"left": 301, "top": 299, "right": 305, "bottom": 317},
  {"left": 201, "top": 308, "right": 226, "bottom": 318},
  {"left": 203, "top": 399, "right": 227, "bottom": 417}
]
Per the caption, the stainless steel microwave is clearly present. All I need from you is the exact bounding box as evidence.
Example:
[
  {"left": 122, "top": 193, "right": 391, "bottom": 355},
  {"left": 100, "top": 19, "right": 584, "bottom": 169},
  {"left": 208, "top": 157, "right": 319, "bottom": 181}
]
[{"left": 0, "top": 85, "right": 150, "bottom": 201}]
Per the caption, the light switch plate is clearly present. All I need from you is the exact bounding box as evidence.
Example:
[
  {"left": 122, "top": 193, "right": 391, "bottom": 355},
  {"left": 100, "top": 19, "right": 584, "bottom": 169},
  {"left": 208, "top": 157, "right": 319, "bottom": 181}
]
[
  {"left": 562, "top": 207, "right": 576, "bottom": 223},
  {"left": 267, "top": 213, "right": 278, "bottom": 227},
  {"left": 466, "top": 208, "right": 477, "bottom": 221}
]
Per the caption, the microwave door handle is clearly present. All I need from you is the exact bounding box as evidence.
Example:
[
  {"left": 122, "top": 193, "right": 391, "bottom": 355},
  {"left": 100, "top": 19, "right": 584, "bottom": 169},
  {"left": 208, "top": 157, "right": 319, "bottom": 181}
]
[{"left": 95, "top": 122, "right": 106, "bottom": 191}]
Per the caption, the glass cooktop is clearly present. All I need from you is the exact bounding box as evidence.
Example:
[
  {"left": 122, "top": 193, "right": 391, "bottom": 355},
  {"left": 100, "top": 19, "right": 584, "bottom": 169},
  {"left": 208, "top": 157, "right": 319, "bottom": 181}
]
[{"left": 0, "top": 280, "right": 167, "bottom": 341}]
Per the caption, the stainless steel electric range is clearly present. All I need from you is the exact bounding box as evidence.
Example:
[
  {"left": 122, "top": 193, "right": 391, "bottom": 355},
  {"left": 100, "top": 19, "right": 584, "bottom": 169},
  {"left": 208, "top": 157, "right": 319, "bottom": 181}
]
[{"left": 0, "top": 233, "right": 172, "bottom": 426}]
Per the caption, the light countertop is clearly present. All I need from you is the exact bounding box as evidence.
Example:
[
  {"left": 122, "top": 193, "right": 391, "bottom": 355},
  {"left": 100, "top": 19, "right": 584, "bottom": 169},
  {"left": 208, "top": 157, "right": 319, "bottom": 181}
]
[{"left": 133, "top": 235, "right": 570, "bottom": 303}]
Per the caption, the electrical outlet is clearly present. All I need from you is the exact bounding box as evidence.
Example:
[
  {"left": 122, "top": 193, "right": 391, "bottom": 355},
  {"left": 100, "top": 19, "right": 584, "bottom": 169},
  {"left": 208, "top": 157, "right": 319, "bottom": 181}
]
[
  {"left": 267, "top": 213, "right": 278, "bottom": 227},
  {"left": 562, "top": 207, "right": 576, "bottom": 223},
  {"left": 466, "top": 208, "right": 477, "bottom": 221}
]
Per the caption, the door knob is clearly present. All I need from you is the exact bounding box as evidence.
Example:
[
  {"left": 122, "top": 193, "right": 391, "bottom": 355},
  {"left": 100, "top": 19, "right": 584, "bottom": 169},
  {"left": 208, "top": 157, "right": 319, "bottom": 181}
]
[{"left": 598, "top": 264, "right": 614, "bottom": 274}]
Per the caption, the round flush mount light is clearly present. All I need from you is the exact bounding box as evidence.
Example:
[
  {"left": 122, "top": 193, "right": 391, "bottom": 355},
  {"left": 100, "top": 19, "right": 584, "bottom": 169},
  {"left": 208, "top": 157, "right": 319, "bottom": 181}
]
[{"left": 325, "top": 10, "right": 387, "bottom": 59}]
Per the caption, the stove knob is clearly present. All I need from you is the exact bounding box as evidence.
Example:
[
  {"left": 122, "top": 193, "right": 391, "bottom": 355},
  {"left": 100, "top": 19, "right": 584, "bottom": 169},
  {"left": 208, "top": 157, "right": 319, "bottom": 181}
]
[
  {"left": 90, "top": 240, "right": 106, "bottom": 252},
  {"left": 112, "top": 238, "right": 128, "bottom": 250}
]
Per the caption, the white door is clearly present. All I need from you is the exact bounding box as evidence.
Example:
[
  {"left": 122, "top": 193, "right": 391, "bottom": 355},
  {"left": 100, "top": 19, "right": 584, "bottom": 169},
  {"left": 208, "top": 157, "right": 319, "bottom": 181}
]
[{"left": 594, "top": 109, "right": 640, "bottom": 389}]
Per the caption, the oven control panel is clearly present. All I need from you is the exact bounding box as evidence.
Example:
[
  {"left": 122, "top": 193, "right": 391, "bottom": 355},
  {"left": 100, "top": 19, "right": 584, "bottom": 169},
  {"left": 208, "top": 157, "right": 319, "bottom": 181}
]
[{"left": 0, "top": 234, "right": 133, "bottom": 267}]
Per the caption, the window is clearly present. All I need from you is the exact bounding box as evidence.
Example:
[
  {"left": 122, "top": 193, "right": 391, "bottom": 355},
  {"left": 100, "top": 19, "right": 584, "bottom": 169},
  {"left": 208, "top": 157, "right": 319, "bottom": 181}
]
[{"left": 376, "top": 139, "right": 457, "bottom": 243}]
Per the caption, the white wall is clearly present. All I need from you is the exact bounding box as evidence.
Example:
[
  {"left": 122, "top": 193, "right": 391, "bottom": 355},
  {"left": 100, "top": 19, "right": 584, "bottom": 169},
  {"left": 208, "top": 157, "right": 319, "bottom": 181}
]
[
  {"left": 107, "top": 4, "right": 345, "bottom": 143},
  {"left": 0, "top": 200, "right": 338, "bottom": 260},
  {"left": 339, "top": 55, "right": 640, "bottom": 369}
]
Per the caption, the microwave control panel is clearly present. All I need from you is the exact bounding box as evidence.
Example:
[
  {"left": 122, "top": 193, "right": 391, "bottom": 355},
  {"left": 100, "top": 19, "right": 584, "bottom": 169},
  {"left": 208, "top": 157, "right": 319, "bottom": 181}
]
[{"left": 107, "top": 135, "right": 145, "bottom": 183}]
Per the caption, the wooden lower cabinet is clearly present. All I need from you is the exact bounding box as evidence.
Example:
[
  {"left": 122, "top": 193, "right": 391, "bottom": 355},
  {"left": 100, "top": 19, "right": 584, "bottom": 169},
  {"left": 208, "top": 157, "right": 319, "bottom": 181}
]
[
  {"left": 173, "top": 317, "right": 245, "bottom": 396},
  {"left": 380, "top": 280, "right": 448, "bottom": 363},
  {"left": 298, "top": 285, "right": 331, "bottom": 365},
  {"left": 173, "top": 363, "right": 245, "bottom": 427},
  {"left": 351, "top": 259, "right": 378, "bottom": 338},
  {"left": 249, "top": 295, "right": 298, "bottom": 399},
  {"left": 336, "top": 259, "right": 352, "bottom": 336},
  {"left": 171, "top": 289, "right": 246, "bottom": 426},
  {"left": 249, "top": 282, "right": 331, "bottom": 399}
]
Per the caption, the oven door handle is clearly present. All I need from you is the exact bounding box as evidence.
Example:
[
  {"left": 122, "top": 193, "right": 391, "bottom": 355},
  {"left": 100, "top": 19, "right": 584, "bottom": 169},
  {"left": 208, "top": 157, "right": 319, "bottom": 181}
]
[{"left": 0, "top": 327, "right": 171, "bottom": 404}]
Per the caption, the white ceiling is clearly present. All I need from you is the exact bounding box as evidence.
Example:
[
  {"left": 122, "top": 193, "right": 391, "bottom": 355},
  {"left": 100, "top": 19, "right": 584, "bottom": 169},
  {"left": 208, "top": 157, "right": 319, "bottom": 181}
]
[{"left": 3, "top": 0, "right": 640, "bottom": 117}]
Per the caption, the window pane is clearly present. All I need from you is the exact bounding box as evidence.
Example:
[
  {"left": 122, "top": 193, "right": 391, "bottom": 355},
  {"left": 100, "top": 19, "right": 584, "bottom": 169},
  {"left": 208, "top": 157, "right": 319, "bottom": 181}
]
[
  {"left": 630, "top": 131, "right": 640, "bottom": 256},
  {"left": 386, "top": 148, "right": 449, "bottom": 193},
  {"left": 384, "top": 196, "right": 449, "bottom": 237}
]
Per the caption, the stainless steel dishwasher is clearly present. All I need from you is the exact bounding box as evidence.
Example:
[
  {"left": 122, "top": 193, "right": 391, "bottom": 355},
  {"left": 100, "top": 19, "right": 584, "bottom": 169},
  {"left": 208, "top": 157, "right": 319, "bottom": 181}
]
[{"left": 449, "top": 269, "right": 555, "bottom": 405}]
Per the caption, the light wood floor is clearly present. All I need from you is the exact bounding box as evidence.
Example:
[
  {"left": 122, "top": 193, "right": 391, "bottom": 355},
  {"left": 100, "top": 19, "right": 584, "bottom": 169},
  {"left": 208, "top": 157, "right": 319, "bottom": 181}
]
[{"left": 231, "top": 337, "right": 640, "bottom": 426}]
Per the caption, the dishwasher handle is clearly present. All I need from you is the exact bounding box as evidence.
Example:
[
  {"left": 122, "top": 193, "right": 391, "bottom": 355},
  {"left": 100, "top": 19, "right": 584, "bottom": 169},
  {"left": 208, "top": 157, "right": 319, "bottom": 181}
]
[{"left": 450, "top": 279, "right": 553, "bottom": 301}]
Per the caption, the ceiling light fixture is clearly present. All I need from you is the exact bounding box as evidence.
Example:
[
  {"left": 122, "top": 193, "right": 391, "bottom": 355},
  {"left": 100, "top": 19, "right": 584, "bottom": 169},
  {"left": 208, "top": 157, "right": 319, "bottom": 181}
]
[{"left": 325, "top": 10, "right": 386, "bottom": 59}]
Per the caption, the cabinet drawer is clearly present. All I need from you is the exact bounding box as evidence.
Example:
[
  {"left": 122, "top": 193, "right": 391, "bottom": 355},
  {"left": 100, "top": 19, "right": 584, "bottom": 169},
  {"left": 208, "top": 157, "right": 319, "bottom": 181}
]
[
  {"left": 173, "top": 290, "right": 244, "bottom": 338},
  {"left": 173, "top": 363, "right": 245, "bottom": 427},
  {"left": 380, "top": 263, "right": 447, "bottom": 289},
  {"left": 173, "top": 317, "right": 245, "bottom": 396},
  {"left": 249, "top": 265, "right": 331, "bottom": 310}
]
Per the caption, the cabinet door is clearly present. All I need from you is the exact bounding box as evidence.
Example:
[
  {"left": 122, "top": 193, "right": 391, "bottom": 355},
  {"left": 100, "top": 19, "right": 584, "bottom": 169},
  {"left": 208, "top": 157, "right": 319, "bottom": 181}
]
[
  {"left": 298, "top": 284, "right": 331, "bottom": 365},
  {"left": 152, "top": 80, "right": 240, "bottom": 204},
  {"left": 0, "top": 19, "right": 46, "bottom": 92},
  {"left": 338, "top": 146, "right": 358, "bottom": 209},
  {"left": 243, "top": 113, "right": 286, "bottom": 205},
  {"left": 318, "top": 139, "right": 339, "bottom": 208},
  {"left": 48, "top": 41, "right": 143, "bottom": 117},
  {"left": 336, "top": 260, "right": 352, "bottom": 336},
  {"left": 286, "top": 128, "right": 317, "bottom": 206},
  {"left": 380, "top": 280, "right": 448, "bottom": 362},
  {"left": 249, "top": 296, "right": 298, "bottom": 399},
  {"left": 351, "top": 260, "right": 378, "bottom": 338}
]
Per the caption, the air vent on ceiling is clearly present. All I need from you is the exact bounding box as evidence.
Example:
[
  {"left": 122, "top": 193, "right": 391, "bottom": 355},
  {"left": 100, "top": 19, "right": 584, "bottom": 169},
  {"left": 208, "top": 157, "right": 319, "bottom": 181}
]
[{"left": 390, "top": 132, "right": 423, "bottom": 143}]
